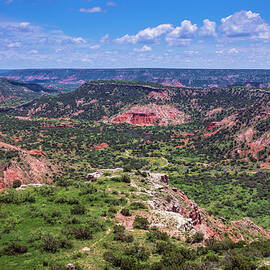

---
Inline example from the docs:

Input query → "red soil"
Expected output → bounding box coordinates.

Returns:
[90,143,109,150]
[27,150,44,156]
[115,212,136,230]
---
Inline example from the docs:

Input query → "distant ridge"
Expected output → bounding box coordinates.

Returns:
[2,68,270,88]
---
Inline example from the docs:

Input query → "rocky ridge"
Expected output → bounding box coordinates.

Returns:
[88,169,270,242]
[0,141,56,189]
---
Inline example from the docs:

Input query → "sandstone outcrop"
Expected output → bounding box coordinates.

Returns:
[0,142,55,189]
[112,104,188,126]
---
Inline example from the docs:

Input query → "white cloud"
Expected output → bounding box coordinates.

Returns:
[199,19,216,37]
[7,42,21,48]
[100,34,109,43]
[115,24,173,44]
[220,10,270,39]
[184,50,199,55]
[71,37,87,44]
[90,45,100,50]
[29,50,38,54]
[165,20,197,46]
[0,21,39,33]
[228,48,239,54]
[134,45,152,52]
[107,2,117,7]
[79,7,102,13]
[216,50,224,54]
[0,19,91,56]
[216,48,240,55]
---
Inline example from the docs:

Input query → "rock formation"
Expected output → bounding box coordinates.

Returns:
[112,105,187,126]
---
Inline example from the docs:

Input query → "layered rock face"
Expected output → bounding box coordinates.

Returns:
[0,142,55,189]
[112,105,187,126]
[112,112,159,125]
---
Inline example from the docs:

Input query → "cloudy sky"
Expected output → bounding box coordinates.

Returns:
[0,0,270,69]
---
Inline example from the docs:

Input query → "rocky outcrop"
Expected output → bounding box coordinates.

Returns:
[231,218,270,239]
[112,104,188,126]
[133,171,270,242]
[86,168,123,182]
[189,204,202,226]
[87,171,103,182]
[0,142,55,189]
[147,91,170,101]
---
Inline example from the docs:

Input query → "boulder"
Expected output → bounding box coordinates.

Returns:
[87,171,103,182]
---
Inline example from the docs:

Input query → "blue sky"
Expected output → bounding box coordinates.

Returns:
[1,0,270,69]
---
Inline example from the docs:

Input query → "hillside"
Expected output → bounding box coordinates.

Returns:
[0,140,56,189]
[6,81,269,120]
[0,78,58,108]
[0,82,269,269]
[0,167,269,269]
[5,81,270,166]
[3,68,270,89]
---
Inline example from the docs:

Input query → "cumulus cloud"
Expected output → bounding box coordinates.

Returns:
[199,19,216,37]
[0,21,39,33]
[0,19,90,53]
[115,21,198,46]
[79,7,102,13]
[115,24,173,44]
[165,20,197,46]
[220,10,270,39]
[134,45,152,52]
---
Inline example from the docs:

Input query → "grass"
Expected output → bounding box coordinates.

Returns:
[0,178,134,269]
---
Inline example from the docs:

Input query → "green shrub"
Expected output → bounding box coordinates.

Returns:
[70,205,86,215]
[124,245,150,261]
[1,242,28,256]
[133,216,149,230]
[86,216,106,233]
[123,165,132,172]
[72,226,92,240]
[1,215,22,233]
[12,180,22,189]
[43,209,62,225]
[129,202,147,210]
[38,185,55,196]
[121,174,131,183]
[223,253,256,270]
[40,234,60,253]
[120,208,131,216]
[147,227,169,242]
[186,232,204,244]
[65,215,81,225]
[103,252,120,266]
[79,185,97,196]
[113,225,134,243]
[40,233,72,253]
